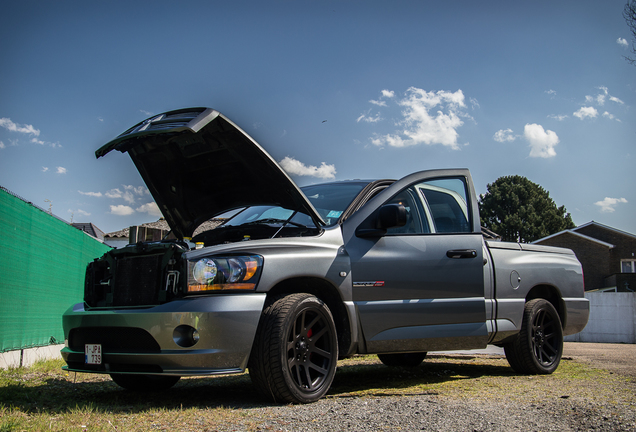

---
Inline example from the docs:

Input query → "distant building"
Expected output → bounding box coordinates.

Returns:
[533,221,636,292]
[71,223,105,241]
[104,218,224,248]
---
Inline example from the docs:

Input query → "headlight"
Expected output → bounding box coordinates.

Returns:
[187,255,262,293]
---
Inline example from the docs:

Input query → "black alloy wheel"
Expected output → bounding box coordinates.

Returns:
[504,298,563,374]
[249,293,338,404]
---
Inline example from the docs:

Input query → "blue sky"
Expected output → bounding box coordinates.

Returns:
[1,1,634,236]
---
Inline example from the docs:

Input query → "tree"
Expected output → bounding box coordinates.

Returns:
[479,175,575,243]
[624,0,636,65]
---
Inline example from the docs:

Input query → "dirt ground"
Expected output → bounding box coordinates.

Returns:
[563,342,636,378]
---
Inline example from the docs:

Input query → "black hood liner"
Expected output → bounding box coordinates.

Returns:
[97,108,323,238]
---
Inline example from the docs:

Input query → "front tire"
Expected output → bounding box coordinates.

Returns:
[249,293,338,404]
[504,298,563,374]
[378,352,427,368]
[110,374,180,391]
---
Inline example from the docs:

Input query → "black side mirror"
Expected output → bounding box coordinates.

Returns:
[378,204,407,229]
[356,204,407,238]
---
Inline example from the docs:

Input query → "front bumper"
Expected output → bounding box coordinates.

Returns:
[61,293,266,376]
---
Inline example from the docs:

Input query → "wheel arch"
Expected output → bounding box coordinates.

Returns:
[525,284,566,329]
[265,276,353,359]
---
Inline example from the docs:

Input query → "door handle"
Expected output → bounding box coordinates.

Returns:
[446,249,477,259]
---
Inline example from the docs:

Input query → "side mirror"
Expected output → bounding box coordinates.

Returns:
[356,204,407,238]
[378,204,407,230]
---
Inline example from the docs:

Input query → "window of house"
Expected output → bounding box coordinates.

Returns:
[621,260,636,273]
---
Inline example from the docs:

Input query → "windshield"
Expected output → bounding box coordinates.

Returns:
[224,206,314,227]
[302,182,366,226]
[221,182,367,228]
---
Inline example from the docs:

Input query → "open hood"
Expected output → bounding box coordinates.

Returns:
[97,107,325,238]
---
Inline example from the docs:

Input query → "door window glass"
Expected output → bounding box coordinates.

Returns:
[383,177,472,235]
[386,189,428,234]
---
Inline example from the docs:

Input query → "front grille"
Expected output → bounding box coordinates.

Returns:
[113,254,163,306]
[84,241,186,308]
[69,327,161,353]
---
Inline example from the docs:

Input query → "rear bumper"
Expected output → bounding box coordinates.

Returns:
[61,293,266,376]
[563,297,590,336]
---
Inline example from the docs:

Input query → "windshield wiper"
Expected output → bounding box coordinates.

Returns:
[240,218,308,229]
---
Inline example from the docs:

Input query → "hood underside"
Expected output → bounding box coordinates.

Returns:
[97,107,324,238]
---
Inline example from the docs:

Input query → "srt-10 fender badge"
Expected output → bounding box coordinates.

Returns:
[353,281,385,287]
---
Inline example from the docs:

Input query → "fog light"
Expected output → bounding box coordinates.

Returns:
[173,325,200,348]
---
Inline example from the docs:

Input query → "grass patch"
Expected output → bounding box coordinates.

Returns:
[0,355,632,431]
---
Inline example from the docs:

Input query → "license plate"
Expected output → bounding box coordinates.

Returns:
[85,344,102,365]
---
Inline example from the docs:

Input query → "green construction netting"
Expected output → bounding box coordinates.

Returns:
[0,188,112,352]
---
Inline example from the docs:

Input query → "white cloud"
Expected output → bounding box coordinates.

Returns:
[594,197,628,213]
[56,166,67,174]
[122,191,135,204]
[30,137,61,148]
[78,190,103,197]
[105,188,122,199]
[123,185,149,196]
[0,141,4,149]
[617,37,628,47]
[381,90,395,98]
[603,111,616,120]
[524,123,559,158]
[279,156,336,180]
[0,118,40,136]
[545,89,557,96]
[42,167,48,172]
[140,110,153,116]
[573,106,598,120]
[371,87,468,150]
[369,99,387,107]
[110,204,135,216]
[357,112,382,123]
[105,186,145,203]
[609,96,624,104]
[548,114,568,121]
[71,209,91,217]
[493,129,516,142]
[136,202,162,217]
[98,117,104,122]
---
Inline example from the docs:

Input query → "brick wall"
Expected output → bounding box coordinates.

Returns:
[535,232,611,291]
[576,225,636,275]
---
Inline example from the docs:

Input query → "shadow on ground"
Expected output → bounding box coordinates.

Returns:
[0,356,515,414]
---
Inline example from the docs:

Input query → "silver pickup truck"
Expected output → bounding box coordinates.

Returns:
[61,108,589,403]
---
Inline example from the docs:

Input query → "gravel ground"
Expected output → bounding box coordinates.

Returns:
[209,343,636,432]
[249,395,635,432]
[3,343,634,431]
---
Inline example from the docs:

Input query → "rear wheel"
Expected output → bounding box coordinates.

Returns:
[249,293,338,404]
[377,352,427,368]
[110,374,180,391]
[504,298,563,374]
